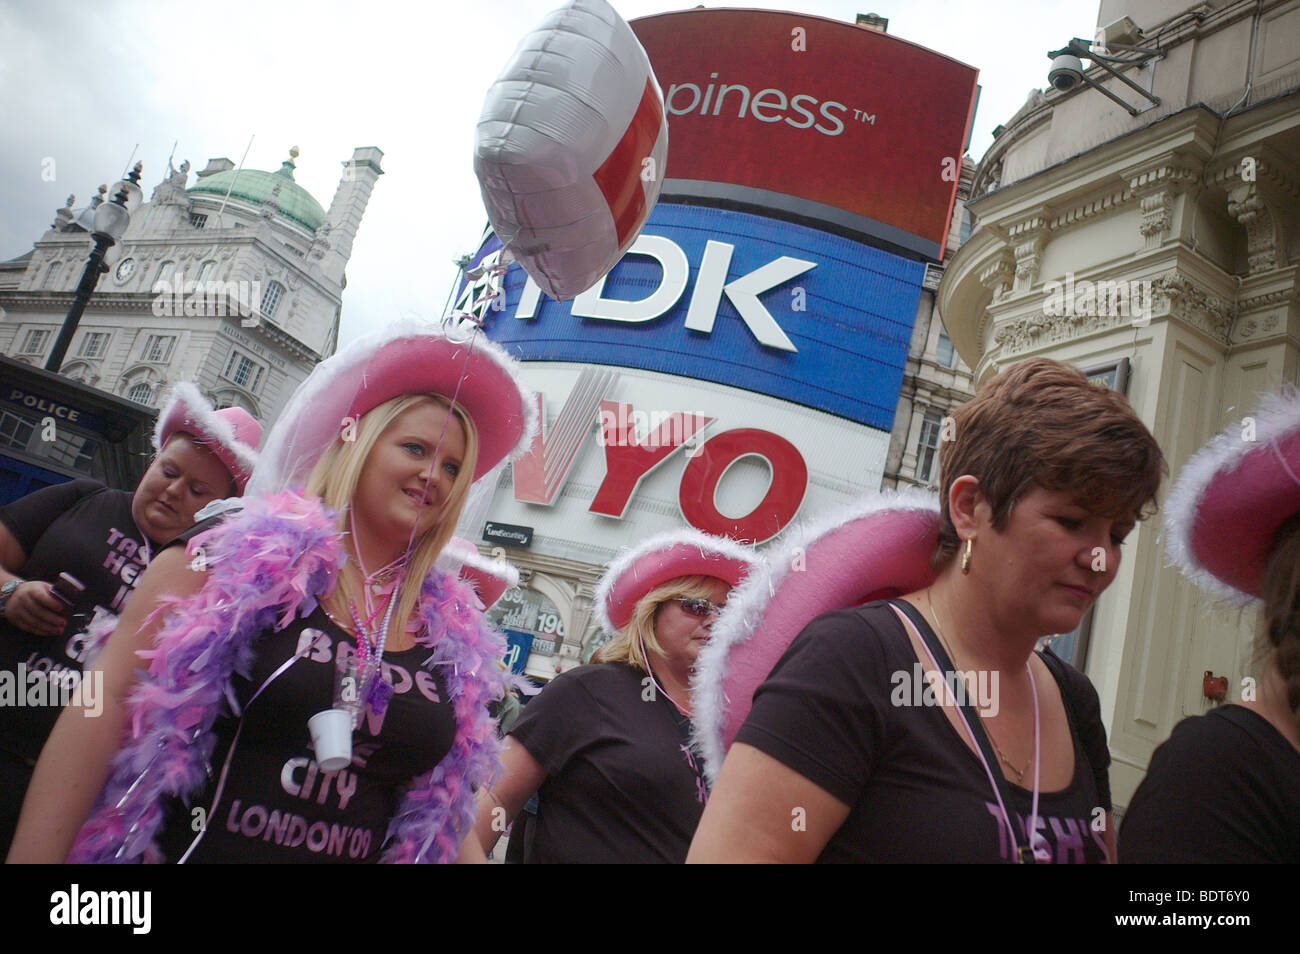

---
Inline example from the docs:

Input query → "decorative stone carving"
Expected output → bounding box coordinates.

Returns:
[150,160,191,207]
[309,223,332,261]
[978,252,1015,303]
[1127,162,1199,249]
[1014,238,1041,282]
[1227,182,1286,275]
[1139,191,1172,241]
[991,271,1233,354]
[1150,273,1234,343]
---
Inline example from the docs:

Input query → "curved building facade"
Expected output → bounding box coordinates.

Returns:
[937,0,1299,810]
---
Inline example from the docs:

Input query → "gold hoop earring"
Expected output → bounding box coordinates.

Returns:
[960,537,973,575]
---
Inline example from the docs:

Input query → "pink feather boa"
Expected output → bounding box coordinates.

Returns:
[70,489,508,863]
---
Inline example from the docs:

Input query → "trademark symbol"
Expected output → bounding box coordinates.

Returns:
[790,286,806,312]
[191,806,207,832]
[41,416,56,442]
[1241,676,1257,701]
[640,157,657,182]
[1091,547,1106,572]
[940,156,958,182]
[641,676,656,702]
[340,416,358,443]
[1090,807,1105,831]
[1239,155,1256,182]
[490,806,507,832]
[790,26,806,51]
[791,806,806,831]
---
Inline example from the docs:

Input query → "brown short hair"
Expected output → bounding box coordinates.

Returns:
[1261,512,1300,719]
[933,357,1166,568]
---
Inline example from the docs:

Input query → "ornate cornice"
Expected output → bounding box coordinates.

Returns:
[990,270,1236,355]
[1152,273,1235,341]
[1045,186,1133,232]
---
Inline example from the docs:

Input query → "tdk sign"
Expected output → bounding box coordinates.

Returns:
[469,203,925,432]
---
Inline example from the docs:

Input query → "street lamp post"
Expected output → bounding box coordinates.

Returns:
[45,163,143,373]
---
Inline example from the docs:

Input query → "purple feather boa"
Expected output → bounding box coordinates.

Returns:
[69,489,508,864]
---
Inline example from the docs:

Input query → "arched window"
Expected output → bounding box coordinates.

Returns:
[43,261,62,288]
[197,260,216,285]
[155,260,176,287]
[259,281,285,319]
[127,382,153,405]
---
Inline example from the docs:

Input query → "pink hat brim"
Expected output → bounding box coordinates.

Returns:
[154,383,262,493]
[443,537,519,609]
[691,490,940,783]
[596,529,755,634]
[246,320,538,497]
[345,334,529,481]
[1165,390,1300,601]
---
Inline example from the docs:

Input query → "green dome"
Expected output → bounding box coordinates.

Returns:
[188,160,326,231]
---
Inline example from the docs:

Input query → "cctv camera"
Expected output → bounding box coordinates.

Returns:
[1048,54,1085,91]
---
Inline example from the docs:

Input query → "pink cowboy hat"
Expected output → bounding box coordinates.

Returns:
[690,489,941,783]
[1165,389,1300,602]
[153,382,262,493]
[247,319,538,496]
[442,536,519,609]
[595,528,756,635]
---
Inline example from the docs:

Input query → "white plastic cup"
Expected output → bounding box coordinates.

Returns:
[308,708,353,772]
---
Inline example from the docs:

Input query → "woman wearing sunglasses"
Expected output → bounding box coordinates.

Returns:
[466,529,753,863]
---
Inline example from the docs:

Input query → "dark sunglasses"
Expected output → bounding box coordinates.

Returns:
[673,597,721,618]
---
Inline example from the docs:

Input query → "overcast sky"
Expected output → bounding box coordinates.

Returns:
[0,0,1096,346]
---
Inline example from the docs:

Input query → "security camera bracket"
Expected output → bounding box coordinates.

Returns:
[1047,37,1163,116]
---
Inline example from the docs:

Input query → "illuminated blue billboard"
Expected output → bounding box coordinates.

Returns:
[460,203,924,432]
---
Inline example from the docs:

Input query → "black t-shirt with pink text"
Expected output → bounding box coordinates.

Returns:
[735,601,1112,863]
[510,661,710,863]
[156,605,457,863]
[0,479,154,762]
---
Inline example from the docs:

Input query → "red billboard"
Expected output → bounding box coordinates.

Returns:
[631,9,978,261]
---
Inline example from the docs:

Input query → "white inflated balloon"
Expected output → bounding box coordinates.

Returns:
[474,0,668,302]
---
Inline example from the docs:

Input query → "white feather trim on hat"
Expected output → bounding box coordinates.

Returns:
[690,487,940,783]
[592,527,757,637]
[1164,388,1300,604]
[435,538,521,591]
[154,381,260,478]
[247,318,538,497]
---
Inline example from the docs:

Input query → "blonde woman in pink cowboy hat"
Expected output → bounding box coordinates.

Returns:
[466,528,755,863]
[0,384,261,857]
[8,320,536,864]
[690,358,1166,864]
[1121,389,1300,863]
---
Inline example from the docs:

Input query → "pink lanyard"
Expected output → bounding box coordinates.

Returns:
[890,604,1047,863]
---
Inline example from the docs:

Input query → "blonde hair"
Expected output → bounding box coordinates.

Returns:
[591,575,721,673]
[305,393,479,637]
